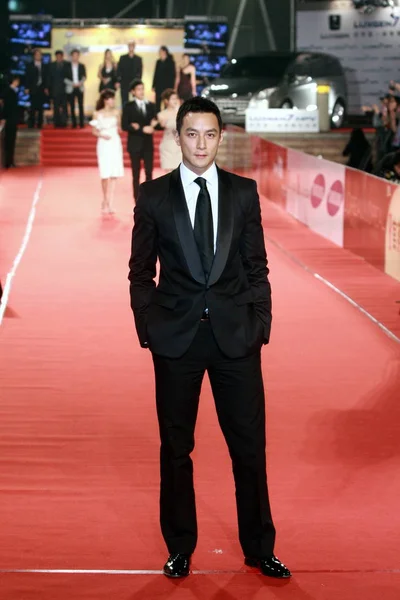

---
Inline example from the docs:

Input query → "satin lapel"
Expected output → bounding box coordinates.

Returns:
[208,168,234,287]
[171,168,206,285]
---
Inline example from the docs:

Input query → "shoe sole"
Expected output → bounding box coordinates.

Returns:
[163,570,190,578]
[244,558,292,578]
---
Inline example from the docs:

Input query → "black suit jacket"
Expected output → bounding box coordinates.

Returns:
[26,62,48,93]
[63,62,86,93]
[117,54,143,87]
[122,100,157,153]
[128,167,272,359]
[48,60,67,96]
[2,87,19,125]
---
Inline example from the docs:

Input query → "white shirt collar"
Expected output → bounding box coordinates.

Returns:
[180,161,218,188]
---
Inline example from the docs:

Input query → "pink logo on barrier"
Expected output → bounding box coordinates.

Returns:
[310,174,325,208]
[327,180,344,217]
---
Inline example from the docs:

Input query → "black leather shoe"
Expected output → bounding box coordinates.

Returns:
[163,553,191,578]
[245,555,291,578]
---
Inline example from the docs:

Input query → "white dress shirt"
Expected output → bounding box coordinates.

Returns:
[35,61,42,85]
[135,99,146,114]
[180,161,219,252]
[72,63,79,84]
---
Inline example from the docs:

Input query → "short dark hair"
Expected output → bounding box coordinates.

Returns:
[176,96,222,134]
[130,78,143,91]
[160,45,170,56]
[55,50,63,56]
[393,150,400,166]
[71,48,80,55]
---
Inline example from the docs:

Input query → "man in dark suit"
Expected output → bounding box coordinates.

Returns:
[1,75,20,168]
[122,79,156,201]
[128,97,291,580]
[25,49,49,128]
[117,41,143,106]
[48,50,67,128]
[64,49,86,128]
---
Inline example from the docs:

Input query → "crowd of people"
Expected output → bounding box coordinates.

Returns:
[345,80,400,183]
[0,41,197,175]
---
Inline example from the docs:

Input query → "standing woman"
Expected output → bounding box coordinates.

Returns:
[152,46,176,112]
[157,89,181,172]
[97,49,119,93]
[176,54,196,102]
[89,90,124,214]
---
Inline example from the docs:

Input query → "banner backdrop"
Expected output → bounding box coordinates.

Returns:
[296,7,400,113]
[286,149,345,247]
[51,27,185,113]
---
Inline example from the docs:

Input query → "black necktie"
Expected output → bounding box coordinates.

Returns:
[193,177,214,279]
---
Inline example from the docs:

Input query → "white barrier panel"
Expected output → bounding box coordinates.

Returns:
[245,109,319,133]
[286,149,345,247]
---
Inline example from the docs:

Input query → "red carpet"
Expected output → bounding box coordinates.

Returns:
[0,167,399,598]
[41,128,163,168]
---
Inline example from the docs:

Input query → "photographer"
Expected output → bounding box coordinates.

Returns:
[373,149,400,184]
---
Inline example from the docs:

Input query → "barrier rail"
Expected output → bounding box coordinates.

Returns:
[223,126,400,283]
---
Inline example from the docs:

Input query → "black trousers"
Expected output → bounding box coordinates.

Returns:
[155,91,163,113]
[4,124,17,168]
[129,146,153,200]
[120,86,130,107]
[28,91,45,128]
[152,320,276,558]
[53,93,68,127]
[67,89,84,127]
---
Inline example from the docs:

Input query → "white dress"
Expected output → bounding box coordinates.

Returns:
[159,111,182,170]
[90,112,124,179]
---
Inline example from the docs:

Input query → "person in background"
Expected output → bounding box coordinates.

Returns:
[387,95,400,152]
[25,49,49,128]
[64,49,86,128]
[48,50,67,128]
[176,54,197,102]
[342,128,372,172]
[374,149,400,183]
[152,46,176,112]
[117,41,143,107]
[89,89,124,215]
[0,75,20,168]
[363,95,395,164]
[97,49,119,93]
[156,88,181,172]
[122,79,157,202]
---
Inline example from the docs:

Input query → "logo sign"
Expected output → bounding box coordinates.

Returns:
[311,174,326,208]
[327,179,344,216]
[246,109,319,133]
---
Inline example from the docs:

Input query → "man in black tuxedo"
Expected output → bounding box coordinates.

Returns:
[117,41,143,106]
[122,79,156,201]
[64,49,86,128]
[48,50,67,128]
[128,97,291,580]
[1,75,20,168]
[25,49,49,128]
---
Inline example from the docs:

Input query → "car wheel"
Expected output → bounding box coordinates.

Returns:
[331,99,346,128]
[280,100,293,109]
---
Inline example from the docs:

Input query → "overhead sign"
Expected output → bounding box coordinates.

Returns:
[245,109,319,133]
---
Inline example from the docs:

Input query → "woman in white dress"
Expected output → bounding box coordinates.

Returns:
[89,90,124,214]
[157,89,182,172]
